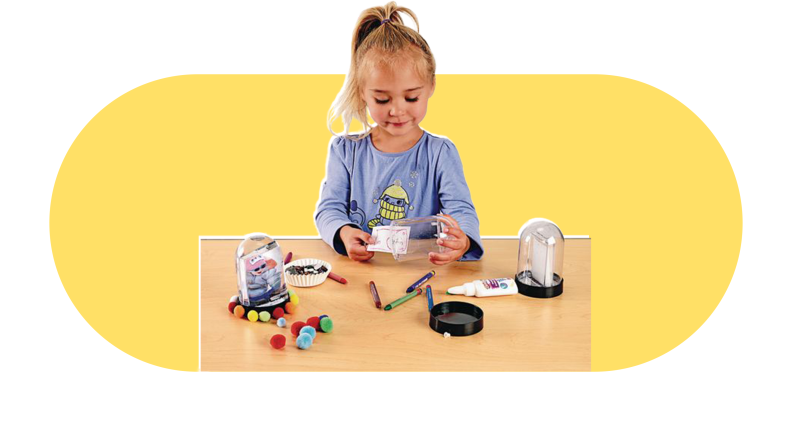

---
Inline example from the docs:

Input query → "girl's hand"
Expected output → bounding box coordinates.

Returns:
[429,214,470,266]
[339,225,376,262]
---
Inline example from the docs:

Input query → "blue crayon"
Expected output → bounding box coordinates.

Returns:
[426,285,434,311]
[406,270,436,293]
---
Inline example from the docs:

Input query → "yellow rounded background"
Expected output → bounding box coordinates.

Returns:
[50,75,741,371]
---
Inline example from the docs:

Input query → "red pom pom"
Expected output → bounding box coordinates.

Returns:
[284,302,297,314]
[306,317,320,329]
[272,307,285,319]
[228,302,237,314]
[291,321,307,336]
[270,334,286,349]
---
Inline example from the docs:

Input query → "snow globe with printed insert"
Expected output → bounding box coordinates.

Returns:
[233,233,290,311]
[515,218,564,298]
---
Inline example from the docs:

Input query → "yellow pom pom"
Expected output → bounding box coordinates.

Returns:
[290,292,300,305]
[247,310,259,322]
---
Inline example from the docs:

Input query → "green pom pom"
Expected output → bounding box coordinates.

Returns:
[258,311,271,322]
[319,317,333,333]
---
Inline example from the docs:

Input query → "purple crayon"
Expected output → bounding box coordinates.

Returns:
[406,270,436,293]
[369,281,382,309]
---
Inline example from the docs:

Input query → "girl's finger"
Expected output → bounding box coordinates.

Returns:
[437,237,465,250]
[351,250,373,262]
[429,251,453,265]
[443,226,465,238]
[349,244,368,257]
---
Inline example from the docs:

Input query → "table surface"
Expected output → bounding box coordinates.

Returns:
[200,238,590,371]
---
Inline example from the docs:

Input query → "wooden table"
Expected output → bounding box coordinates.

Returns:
[200,238,590,371]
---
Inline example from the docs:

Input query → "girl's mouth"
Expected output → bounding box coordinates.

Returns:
[389,121,408,127]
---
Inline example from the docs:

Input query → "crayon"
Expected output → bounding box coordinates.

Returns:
[370,281,382,309]
[426,285,434,311]
[328,271,347,284]
[406,270,436,293]
[384,289,423,311]
[284,252,293,264]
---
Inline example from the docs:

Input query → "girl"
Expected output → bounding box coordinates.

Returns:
[314,2,483,265]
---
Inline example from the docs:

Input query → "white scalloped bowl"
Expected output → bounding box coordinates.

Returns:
[284,258,332,287]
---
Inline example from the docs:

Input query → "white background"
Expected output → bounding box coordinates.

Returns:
[2,0,790,443]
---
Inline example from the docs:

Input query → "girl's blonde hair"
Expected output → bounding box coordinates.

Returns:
[328,2,436,139]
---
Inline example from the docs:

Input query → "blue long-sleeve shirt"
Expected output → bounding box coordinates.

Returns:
[314,130,483,261]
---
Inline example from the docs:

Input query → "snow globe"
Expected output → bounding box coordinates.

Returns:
[515,218,564,298]
[234,233,290,309]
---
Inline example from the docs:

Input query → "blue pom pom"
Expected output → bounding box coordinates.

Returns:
[299,325,317,340]
[296,333,313,350]
[277,317,287,327]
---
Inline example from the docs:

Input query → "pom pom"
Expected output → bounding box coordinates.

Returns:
[319,317,333,333]
[277,317,287,328]
[319,315,328,320]
[234,305,246,318]
[247,310,259,322]
[306,317,320,330]
[296,333,313,350]
[284,302,297,314]
[291,321,307,336]
[299,325,317,340]
[270,334,286,349]
[289,291,300,305]
[272,307,285,319]
[258,311,271,323]
[228,302,237,314]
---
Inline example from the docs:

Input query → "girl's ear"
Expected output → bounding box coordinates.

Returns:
[428,80,436,98]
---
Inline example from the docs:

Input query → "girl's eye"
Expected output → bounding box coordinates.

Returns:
[406,97,419,102]
[375,98,389,104]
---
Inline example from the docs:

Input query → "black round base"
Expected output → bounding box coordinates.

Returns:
[234,289,291,312]
[429,301,484,336]
[515,273,564,298]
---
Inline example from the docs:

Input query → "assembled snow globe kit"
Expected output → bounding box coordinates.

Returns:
[232,233,291,311]
[515,218,565,298]
[367,215,453,261]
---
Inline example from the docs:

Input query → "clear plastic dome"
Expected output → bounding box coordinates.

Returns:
[515,218,565,297]
[235,233,289,308]
[389,215,452,262]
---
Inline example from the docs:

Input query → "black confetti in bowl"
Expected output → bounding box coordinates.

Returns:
[284,258,332,287]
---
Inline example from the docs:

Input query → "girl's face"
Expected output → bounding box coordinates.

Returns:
[361,58,434,141]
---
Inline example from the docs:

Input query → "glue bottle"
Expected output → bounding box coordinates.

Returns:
[446,278,518,297]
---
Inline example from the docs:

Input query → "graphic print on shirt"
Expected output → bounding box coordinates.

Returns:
[348,200,367,227]
[367,179,414,229]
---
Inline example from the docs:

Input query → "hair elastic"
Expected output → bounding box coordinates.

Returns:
[381,18,391,24]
